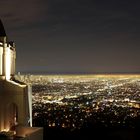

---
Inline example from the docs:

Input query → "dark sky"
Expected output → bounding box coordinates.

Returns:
[0,0,140,74]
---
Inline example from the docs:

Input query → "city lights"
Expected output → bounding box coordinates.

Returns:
[17,74,140,130]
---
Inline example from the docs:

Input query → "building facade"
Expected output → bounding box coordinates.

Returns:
[0,19,43,140]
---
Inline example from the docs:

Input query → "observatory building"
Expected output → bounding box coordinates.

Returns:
[0,20,43,140]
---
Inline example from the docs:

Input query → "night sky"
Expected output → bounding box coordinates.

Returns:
[0,0,140,74]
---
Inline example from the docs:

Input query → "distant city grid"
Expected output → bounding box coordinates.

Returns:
[16,74,140,130]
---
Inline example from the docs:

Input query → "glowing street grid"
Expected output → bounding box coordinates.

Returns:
[17,75,140,130]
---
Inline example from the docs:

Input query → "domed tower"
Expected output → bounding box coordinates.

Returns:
[0,20,16,80]
[0,20,43,140]
[0,19,32,130]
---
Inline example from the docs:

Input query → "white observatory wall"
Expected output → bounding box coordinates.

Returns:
[2,44,16,80]
[0,41,16,79]
[4,47,11,80]
[28,85,32,127]
[10,48,16,75]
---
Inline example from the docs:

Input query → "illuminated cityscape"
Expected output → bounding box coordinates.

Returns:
[17,74,140,139]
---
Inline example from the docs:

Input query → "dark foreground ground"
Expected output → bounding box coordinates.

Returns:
[43,127,139,140]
